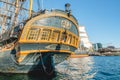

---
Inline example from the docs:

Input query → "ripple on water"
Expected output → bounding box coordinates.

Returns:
[1,56,120,80]
[54,57,96,80]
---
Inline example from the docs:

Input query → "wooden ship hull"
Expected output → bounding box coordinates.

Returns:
[0,1,79,75]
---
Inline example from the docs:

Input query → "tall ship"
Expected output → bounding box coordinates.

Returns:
[0,0,79,74]
[78,26,93,53]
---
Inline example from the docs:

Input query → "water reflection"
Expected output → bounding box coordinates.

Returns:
[0,57,96,80]
[0,73,54,80]
[54,57,96,80]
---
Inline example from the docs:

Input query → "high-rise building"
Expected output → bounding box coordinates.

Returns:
[93,43,102,51]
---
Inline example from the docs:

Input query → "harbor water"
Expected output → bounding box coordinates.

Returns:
[0,56,120,80]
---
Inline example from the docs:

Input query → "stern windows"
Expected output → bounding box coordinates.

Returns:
[51,30,60,42]
[27,28,39,40]
[41,29,51,41]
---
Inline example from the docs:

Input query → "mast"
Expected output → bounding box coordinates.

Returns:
[12,0,19,27]
[0,0,35,36]
[1,0,8,34]
[0,0,20,34]
[29,0,33,18]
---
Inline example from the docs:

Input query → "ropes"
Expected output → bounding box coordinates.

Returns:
[39,50,54,75]
[10,43,54,75]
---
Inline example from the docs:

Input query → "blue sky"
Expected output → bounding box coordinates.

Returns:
[1,0,119,48]
[40,0,120,48]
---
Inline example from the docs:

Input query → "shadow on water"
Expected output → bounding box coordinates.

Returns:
[0,73,56,80]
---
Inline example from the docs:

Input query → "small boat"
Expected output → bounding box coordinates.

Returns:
[0,0,79,75]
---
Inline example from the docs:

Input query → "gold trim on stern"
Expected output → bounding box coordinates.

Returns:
[19,27,79,48]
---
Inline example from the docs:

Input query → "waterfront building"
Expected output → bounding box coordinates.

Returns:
[93,43,102,51]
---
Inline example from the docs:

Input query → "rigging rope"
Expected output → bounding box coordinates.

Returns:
[10,45,54,75]
[39,48,54,75]
[40,52,54,75]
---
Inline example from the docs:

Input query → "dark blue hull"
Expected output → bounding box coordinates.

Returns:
[0,50,55,74]
[0,50,69,74]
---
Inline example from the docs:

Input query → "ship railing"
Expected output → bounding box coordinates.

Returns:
[52,9,78,24]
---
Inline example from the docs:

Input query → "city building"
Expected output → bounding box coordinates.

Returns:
[93,43,103,51]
